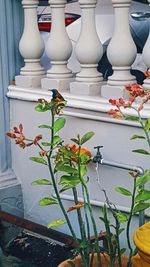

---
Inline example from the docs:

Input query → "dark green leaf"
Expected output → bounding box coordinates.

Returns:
[70,138,80,145]
[60,184,76,193]
[47,219,65,228]
[115,187,132,196]
[132,149,150,155]
[135,190,150,203]
[54,117,65,134]
[29,157,47,165]
[41,142,51,147]
[130,135,145,140]
[81,131,94,145]
[39,197,58,206]
[53,136,61,146]
[38,125,51,129]
[144,118,150,131]
[133,203,150,214]
[32,179,52,185]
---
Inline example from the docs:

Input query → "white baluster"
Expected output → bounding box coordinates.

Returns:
[41,0,73,91]
[70,0,103,96]
[101,0,137,99]
[142,0,150,89]
[16,0,45,88]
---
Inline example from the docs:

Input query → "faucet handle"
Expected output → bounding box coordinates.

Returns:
[94,146,103,153]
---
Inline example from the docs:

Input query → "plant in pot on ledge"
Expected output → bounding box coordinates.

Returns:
[6,88,150,267]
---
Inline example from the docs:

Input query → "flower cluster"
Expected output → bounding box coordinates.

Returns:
[6,124,42,149]
[108,84,150,118]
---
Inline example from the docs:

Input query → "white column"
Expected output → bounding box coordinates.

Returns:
[41,0,73,91]
[101,0,137,99]
[70,0,103,96]
[142,0,150,89]
[16,0,45,88]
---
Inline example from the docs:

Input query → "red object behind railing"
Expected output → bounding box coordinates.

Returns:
[38,13,80,32]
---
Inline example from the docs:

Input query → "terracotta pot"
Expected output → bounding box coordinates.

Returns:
[58,253,129,267]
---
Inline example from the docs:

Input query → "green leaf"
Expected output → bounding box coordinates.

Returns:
[115,187,132,196]
[120,248,126,255]
[41,142,51,147]
[133,203,150,214]
[60,184,76,193]
[56,165,78,174]
[136,174,150,187]
[130,135,145,140]
[29,157,47,165]
[132,149,150,155]
[39,197,58,206]
[70,138,80,145]
[81,131,94,145]
[144,118,150,131]
[135,190,150,203]
[116,212,129,223]
[38,125,51,129]
[47,219,65,228]
[80,164,87,177]
[53,136,61,146]
[32,179,52,185]
[35,104,50,112]
[54,117,66,134]
[125,116,139,122]
[80,154,90,164]
[59,175,80,186]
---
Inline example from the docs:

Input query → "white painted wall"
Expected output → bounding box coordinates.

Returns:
[9,95,150,250]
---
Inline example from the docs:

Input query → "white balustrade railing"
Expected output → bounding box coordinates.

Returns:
[16,0,150,97]
[70,0,103,96]
[16,0,45,88]
[41,0,73,91]
[101,0,137,99]
[142,0,150,89]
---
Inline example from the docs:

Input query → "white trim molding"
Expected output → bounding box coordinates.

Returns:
[8,85,150,126]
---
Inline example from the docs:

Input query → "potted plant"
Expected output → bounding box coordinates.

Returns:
[6,87,150,266]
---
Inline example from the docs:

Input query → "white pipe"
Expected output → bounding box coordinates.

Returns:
[53,193,150,218]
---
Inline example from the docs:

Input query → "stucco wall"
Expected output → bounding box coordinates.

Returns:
[9,98,150,249]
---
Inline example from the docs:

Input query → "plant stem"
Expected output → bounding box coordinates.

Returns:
[47,109,78,242]
[78,145,101,267]
[126,178,136,267]
[47,157,77,241]
[72,188,88,267]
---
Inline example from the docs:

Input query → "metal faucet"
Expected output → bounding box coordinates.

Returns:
[93,146,103,164]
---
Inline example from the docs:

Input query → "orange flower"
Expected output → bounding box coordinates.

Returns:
[125,84,148,98]
[39,150,47,157]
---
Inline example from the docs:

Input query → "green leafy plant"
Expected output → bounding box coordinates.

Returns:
[108,83,150,266]
[6,85,150,267]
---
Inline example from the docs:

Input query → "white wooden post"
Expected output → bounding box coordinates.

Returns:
[16,0,45,88]
[70,0,103,96]
[101,0,137,99]
[41,0,73,91]
[142,0,150,89]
